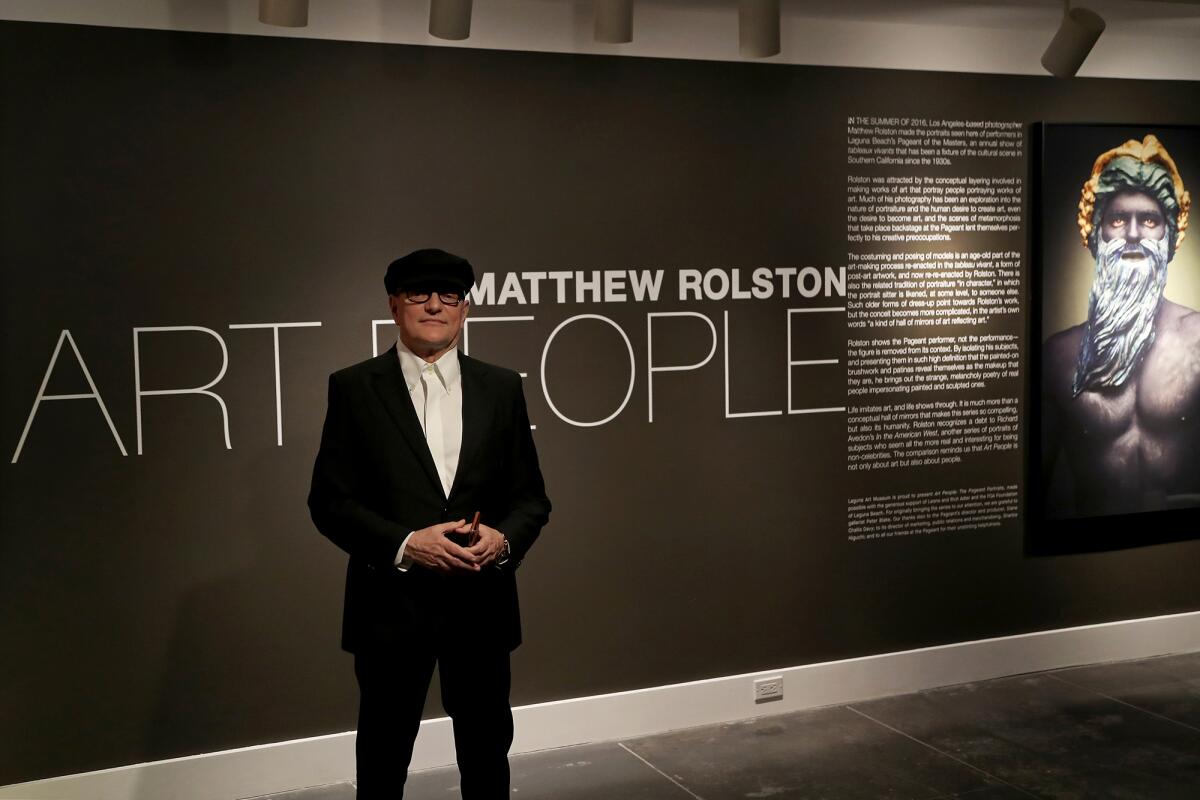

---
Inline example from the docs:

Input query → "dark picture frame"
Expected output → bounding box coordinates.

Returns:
[1029,122,1200,554]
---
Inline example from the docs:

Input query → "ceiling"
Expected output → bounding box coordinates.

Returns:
[1,0,1198,77]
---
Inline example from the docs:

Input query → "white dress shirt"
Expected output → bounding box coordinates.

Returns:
[393,339,463,570]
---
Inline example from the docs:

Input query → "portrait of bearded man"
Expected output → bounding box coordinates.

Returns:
[1042,133,1200,520]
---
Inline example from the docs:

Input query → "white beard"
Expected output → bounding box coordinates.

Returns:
[1073,235,1170,396]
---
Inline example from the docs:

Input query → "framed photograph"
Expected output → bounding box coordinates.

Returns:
[1032,123,1200,552]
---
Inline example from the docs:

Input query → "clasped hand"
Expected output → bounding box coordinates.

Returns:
[405,518,506,575]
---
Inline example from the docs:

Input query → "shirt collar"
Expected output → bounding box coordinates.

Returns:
[396,338,460,393]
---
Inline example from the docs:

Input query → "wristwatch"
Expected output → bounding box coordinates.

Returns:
[495,536,511,567]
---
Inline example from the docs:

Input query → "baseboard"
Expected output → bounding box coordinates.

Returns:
[5,610,1199,800]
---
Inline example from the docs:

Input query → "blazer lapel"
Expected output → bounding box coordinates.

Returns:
[448,354,487,500]
[370,347,446,499]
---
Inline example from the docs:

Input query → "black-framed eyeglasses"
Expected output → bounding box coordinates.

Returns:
[402,290,466,306]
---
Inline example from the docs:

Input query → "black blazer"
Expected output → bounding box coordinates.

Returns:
[308,347,551,653]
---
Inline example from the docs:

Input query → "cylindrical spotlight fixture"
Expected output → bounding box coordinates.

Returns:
[430,0,473,41]
[258,0,308,27]
[739,0,781,58]
[1041,6,1105,77]
[595,0,634,44]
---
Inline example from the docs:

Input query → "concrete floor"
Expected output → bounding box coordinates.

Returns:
[255,651,1200,799]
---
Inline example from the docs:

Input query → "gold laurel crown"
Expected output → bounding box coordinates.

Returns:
[1076,134,1191,253]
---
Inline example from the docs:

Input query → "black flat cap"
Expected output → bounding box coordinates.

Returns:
[384,248,475,295]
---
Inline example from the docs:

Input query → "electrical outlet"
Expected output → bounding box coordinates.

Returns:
[753,675,783,703]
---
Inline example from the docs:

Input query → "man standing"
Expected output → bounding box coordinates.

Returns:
[1042,134,1200,518]
[309,248,551,798]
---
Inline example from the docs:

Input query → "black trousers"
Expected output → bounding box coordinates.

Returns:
[353,637,513,800]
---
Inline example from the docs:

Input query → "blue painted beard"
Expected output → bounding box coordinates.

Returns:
[1073,235,1171,396]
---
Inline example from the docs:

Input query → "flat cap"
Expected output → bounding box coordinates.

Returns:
[384,248,475,295]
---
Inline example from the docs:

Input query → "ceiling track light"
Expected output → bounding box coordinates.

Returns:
[258,0,309,27]
[739,0,780,59]
[1041,0,1105,77]
[595,0,634,44]
[430,0,473,41]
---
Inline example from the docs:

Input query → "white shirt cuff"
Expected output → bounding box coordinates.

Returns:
[395,531,416,572]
